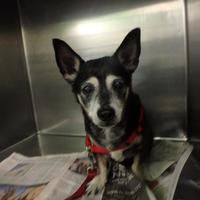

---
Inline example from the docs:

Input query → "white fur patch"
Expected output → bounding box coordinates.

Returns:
[86,156,107,195]
[86,77,101,125]
[110,150,124,162]
[86,174,106,195]
[78,76,102,126]
[64,73,77,81]
[106,75,119,90]
[131,154,140,176]
[64,58,80,81]
[74,57,80,71]
[110,135,142,162]
[85,77,99,88]
[103,127,125,145]
[77,94,87,111]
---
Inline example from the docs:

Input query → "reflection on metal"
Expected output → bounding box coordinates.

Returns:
[75,21,106,36]
[0,1,36,151]
[186,0,200,139]
[18,0,187,138]
[17,0,40,132]
[70,1,180,37]
[154,137,187,141]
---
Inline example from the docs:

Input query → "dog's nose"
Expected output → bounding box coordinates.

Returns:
[97,107,115,121]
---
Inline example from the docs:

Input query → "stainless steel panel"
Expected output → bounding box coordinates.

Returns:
[0,134,84,161]
[0,1,36,151]
[19,0,187,138]
[38,134,84,155]
[0,135,40,161]
[186,0,200,139]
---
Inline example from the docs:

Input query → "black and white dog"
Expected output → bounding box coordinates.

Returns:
[52,28,153,195]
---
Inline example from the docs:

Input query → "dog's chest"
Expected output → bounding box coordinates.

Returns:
[110,135,142,162]
[110,149,125,162]
[103,128,124,144]
[103,127,143,162]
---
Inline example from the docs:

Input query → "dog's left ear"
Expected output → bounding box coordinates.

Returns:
[113,28,141,73]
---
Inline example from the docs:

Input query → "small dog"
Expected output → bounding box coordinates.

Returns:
[52,28,153,195]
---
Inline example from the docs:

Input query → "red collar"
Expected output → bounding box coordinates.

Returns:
[85,106,144,154]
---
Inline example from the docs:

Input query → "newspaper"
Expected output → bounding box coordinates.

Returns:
[0,152,84,186]
[0,141,193,200]
[102,161,149,200]
[0,152,88,200]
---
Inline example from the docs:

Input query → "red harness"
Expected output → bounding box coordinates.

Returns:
[85,106,144,154]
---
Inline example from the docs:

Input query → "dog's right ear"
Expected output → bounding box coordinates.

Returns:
[52,39,84,83]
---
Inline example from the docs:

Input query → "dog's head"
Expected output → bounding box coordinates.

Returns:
[52,28,141,128]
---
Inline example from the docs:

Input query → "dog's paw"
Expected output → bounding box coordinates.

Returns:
[86,175,106,196]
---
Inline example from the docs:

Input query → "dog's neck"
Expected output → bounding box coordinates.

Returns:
[83,91,141,148]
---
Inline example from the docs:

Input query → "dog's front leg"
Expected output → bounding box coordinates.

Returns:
[86,154,107,195]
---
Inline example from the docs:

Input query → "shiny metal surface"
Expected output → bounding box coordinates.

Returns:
[186,0,200,139]
[0,1,36,151]
[38,134,84,155]
[19,0,187,138]
[0,135,40,161]
[0,134,84,161]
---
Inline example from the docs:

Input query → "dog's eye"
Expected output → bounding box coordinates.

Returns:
[81,84,94,96]
[113,79,125,90]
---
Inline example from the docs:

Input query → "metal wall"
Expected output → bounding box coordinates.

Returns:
[0,1,36,151]
[19,0,187,138]
[186,0,200,140]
